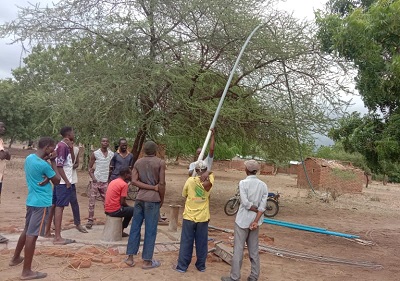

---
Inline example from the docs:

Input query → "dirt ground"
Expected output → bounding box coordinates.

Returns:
[1,148,400,280]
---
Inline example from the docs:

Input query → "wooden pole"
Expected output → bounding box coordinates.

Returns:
[168,205,181,232]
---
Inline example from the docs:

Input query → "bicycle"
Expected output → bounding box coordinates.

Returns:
[224,188,280,217]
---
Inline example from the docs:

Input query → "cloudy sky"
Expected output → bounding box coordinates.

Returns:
[0,0,367,117]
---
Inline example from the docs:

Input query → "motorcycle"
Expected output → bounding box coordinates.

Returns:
[224,188,280,217]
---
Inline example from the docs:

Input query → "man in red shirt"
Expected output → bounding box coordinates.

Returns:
[104,167,134,236]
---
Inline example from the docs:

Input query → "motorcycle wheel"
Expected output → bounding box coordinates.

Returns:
[224,198,240,216]
[264,198,279,217]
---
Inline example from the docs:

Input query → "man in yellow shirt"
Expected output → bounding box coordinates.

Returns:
[174,160,214,273]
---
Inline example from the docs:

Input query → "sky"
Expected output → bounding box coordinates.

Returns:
[0,0,367,123]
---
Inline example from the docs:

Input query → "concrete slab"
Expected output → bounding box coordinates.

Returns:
[1,224,182,251]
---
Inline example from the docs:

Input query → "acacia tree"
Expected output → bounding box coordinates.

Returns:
[1,0,352,162]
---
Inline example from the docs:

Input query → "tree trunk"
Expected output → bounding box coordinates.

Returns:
[8,137,15,148]
[131,128,146,165]
[81,143,91,171]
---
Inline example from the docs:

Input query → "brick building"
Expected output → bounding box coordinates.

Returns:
[296,157,364,193]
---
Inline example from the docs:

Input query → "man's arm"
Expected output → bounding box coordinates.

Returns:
[250,211,264,230]
[201,173,213,192]
[120,197,130,207]
[56,143,71,187]
[158,160,166,207]
[0,150,11,160]
[182,179,189,198]
[108,154,117,181]
[128,154,134,170]
[73,147,79,169]
[250,185,269,230]
[88,152,97,182]
[49,158,61,185]
[188,162,195,177]
[131,168,159,191]
[39,151,61,186]
[58,166,71,187]
[120,182,130,207]
[238,182,253,210]
[208,129,215,158]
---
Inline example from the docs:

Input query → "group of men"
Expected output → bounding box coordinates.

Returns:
[1,121,269,281]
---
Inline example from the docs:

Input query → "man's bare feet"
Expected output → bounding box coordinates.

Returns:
[53,238,76,245]
[9,256,24,266]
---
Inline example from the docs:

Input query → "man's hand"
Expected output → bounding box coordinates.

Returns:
[250,205,258,213]
[200,170,210,182]
[0,150,11,160]
[154,184,159,192]
[49,150,58,161]
[249,222,258,231]
[63,138,73,149]
[66,181,72,188]
[38,176,50,186]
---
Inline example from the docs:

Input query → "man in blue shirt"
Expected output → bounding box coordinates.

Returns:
[109,138,134,181]
[9,137,61,280]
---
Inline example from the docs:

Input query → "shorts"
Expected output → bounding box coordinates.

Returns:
[24,206,50,236]
[53,184,73,207]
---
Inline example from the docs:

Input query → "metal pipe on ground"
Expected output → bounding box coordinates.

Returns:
[263,218,359,239]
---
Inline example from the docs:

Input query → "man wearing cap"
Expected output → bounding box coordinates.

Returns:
[174,160,214,273]
[221,160,268,281]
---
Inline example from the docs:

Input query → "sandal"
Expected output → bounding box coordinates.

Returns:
[0,235,9,243]
[86,221,93,229]
[76,225,88,233]
[124,257,136,267]
[53,238,76,245]
[142,259,161,270]
[20,271,47,280]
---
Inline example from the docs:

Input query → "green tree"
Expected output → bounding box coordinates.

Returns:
[1,0,352,163]
[317,0,400,180]
[0,79,35,146]
[317,0,400,114]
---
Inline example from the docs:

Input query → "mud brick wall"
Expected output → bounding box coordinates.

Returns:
[212,160,276,175]
[277,165,299,175]
[297,159,364,193]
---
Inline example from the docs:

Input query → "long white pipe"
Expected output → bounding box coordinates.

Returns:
[194,24,264,174]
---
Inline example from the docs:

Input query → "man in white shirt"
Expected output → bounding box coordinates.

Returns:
[221,160,268,281]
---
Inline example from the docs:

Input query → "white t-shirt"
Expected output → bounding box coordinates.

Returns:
[71,146,79,184]
[188,155,213,175]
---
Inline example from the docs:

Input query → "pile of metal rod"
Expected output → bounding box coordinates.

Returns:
[259,244,383,269]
